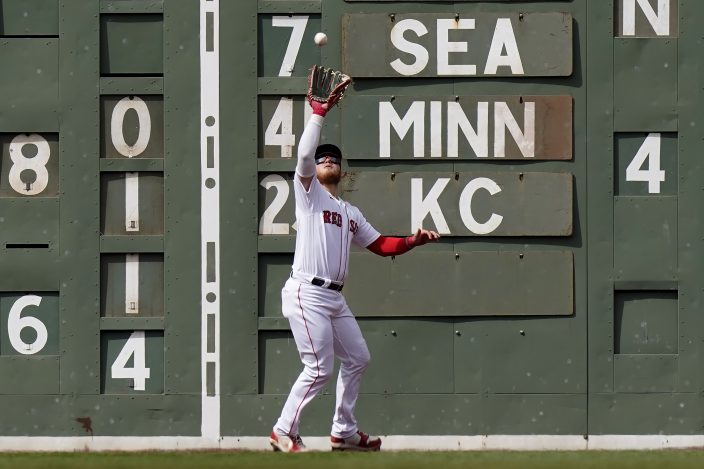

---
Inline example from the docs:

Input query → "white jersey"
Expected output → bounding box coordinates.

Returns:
[291,176,379,283]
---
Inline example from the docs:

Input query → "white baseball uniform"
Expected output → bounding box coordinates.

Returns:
[273,115,380,439]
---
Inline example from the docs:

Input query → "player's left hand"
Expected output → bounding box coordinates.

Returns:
[407,228,440,247]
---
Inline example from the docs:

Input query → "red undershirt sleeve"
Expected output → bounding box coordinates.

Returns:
[366,235,411,257]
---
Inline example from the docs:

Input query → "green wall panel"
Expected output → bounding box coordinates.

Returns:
[613,38,677,131]
[259,250,574,317]
[589,393,704,435]
[614,354,678,392]
[0,39,58,132]
[0,0,703,440]
[0,198,58,247]
[614,290,678,354]
[101,14,164,75]
[0,356,59,394]
[613,196,677,282]
[455,317,585,394]
[0,0,59,36]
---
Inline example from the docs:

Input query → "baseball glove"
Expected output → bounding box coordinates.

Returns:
[307,65,352,109]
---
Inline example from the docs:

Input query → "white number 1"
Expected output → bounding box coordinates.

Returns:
[272,16,308,77]
[626,133,665,194]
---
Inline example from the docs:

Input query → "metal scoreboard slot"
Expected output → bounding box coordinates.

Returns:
[100,330,164,394]
[101,172,165,236]
[101,95,164,160]
[100,253,165,319]
[0,133,60,198]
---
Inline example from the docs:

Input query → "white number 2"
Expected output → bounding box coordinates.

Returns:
[7,295,48,355]
[272,16,308,77]
[111,331,150,391]
[259,175,290,234]
[626,133,664,194]
[8,134,50,196]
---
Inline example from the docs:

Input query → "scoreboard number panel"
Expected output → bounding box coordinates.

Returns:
[101,172,165,235]
[0,293,59,356]
[258,171,573,237]
[258,14,322,78]
[615,132,677,196]
[259,97,312,159]
[100,330,164,394]
[0,133,59,197]
[100,254,165,318]
[101,96,164,160]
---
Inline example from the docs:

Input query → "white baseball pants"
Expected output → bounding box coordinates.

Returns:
[274,277,371,438]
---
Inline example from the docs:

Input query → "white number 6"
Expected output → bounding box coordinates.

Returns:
[8,295,48,355]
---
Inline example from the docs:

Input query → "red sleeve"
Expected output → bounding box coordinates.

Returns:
[366,235,412,257]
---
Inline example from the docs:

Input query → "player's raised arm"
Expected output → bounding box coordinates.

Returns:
[366,229,441,257]
[297,66,351,191]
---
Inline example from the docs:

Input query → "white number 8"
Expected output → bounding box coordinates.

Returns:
[8,295,48,355]
[8,134,50,196]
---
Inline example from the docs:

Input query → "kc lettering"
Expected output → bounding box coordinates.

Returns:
[411,177,503,235]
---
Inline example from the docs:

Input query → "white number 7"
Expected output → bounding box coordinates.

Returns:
[626,133,665,194]
[272,16,309,77]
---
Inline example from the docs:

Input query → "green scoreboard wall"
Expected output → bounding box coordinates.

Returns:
[0,0,702,445]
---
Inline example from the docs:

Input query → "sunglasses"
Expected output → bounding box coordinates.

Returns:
[315,154,341,165]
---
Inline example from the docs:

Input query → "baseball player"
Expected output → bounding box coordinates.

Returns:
[270,76,440,453]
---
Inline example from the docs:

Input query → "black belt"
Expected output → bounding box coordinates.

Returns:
[311,277,344,292]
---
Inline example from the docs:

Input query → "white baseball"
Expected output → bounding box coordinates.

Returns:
[314,32,328,46]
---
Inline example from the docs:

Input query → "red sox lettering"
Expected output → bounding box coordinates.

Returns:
[322,210,359,234]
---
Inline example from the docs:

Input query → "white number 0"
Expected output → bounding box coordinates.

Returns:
[8,295,48,355]
[111,96,152,158]
[8,134,50,195]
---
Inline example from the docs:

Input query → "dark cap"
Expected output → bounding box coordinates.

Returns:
[315,144,342,165]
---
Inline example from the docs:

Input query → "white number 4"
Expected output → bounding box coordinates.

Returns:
[111,331,150,391]
[626,133,665,194]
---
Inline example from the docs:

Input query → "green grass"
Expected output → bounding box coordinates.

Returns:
[0,451,704,469]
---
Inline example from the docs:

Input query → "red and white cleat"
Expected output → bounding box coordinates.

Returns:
[330,431,382,451]
[269,431,308,453]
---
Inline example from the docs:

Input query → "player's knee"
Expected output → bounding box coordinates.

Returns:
[304,361,334,383]
[353,347,371,372]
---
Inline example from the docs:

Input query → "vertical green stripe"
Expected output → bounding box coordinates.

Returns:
[58,0,100,395]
